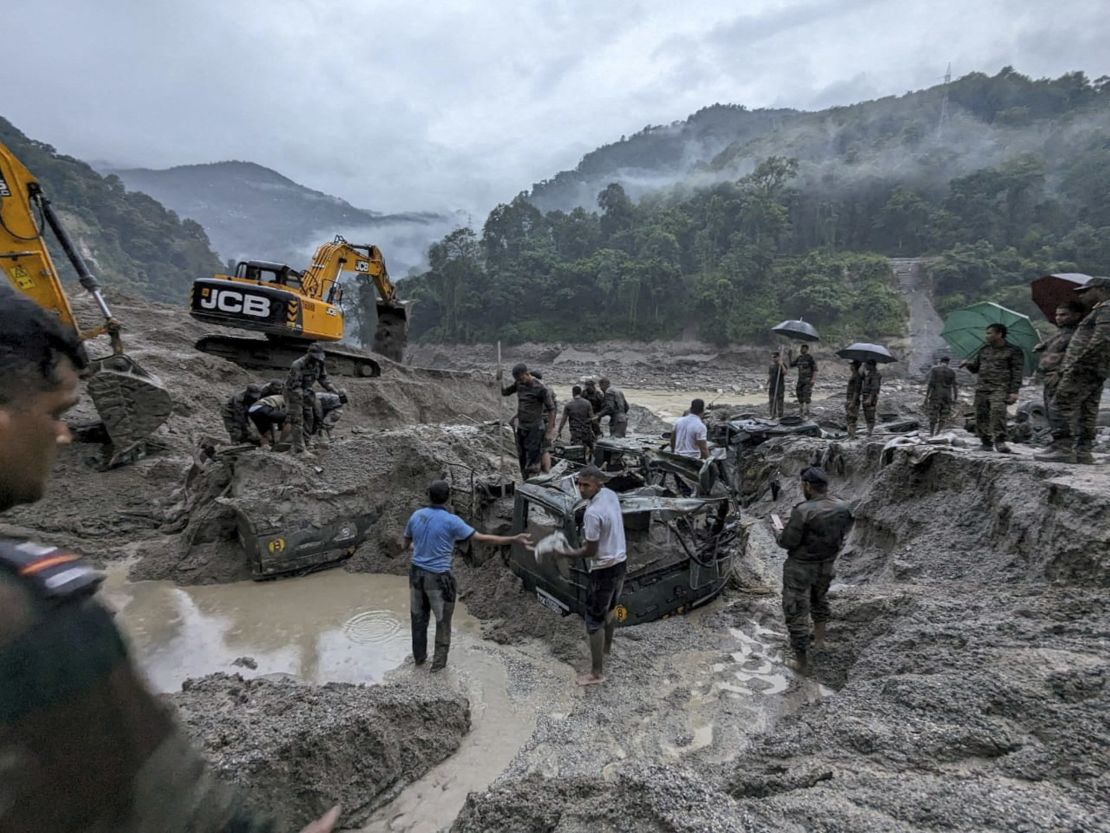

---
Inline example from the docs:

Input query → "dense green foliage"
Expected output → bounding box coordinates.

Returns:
[1,117,223,302]
[405,69,1110,344]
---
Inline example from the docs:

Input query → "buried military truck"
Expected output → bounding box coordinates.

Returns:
[507,474,740,626]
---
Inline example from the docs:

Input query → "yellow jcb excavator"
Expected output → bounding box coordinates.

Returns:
[189,235,408,376]
[0,140,172,468]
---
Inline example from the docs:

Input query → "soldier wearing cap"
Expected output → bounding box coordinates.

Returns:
[790,344,818,417]
[1038,276,1110,464]
[498,362,556,476]
[220,382,264,444]
[774,466,854,670]
[923,357,958,435]
[285,343,338,455]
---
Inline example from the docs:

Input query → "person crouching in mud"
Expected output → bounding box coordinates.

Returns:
[772,466,854,671]
[544,465,628,686]
[405,480,531,670]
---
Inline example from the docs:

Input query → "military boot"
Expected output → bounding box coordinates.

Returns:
[1076,450,1095,465]
[994,442,1012,454]
[979,438,994,451]
[1035,441,1076,463]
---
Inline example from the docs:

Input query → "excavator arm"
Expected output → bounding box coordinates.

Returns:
[0,140,172,467]
[302,236,408,361]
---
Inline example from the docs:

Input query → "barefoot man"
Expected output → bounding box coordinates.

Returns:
[550,465,627,685]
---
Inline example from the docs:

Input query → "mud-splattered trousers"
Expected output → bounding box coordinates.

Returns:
[0,539,274,833]
[781,558,836,653]
[285,355,337,452]
[409,565,457,667]
[1050,302,1109,451]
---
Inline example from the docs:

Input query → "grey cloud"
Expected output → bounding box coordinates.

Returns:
[4,0,1109,227]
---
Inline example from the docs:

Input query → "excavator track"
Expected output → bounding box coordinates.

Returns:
[195,335,382,378]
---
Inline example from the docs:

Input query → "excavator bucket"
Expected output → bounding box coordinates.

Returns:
[373,302,408,364]
[85,353,173,468]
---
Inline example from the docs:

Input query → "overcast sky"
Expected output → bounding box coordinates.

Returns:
[7,0,1109,217]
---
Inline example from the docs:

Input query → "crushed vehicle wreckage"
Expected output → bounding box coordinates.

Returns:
[509,474,738,626]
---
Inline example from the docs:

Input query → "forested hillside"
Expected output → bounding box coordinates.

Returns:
[0,117,222,302]
[404,69,1110,345]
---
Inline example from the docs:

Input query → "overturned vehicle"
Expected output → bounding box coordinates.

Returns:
[508,473,739,626]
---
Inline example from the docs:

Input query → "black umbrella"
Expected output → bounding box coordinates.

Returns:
[836,343,896,363]
[771,320,820,342]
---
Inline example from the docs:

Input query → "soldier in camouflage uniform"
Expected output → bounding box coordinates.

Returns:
[595,377,630,437]
[1037,278,1110,464]
[0,289,340,833]
[775,466,854,670]
[923,357,958,435]
[1033,301,1085,439]
[963,323,1024,453]
[790,344,818,417]
[284,343,339,455]
[844,360,863,438]
[860,360,883,435]
[220,382,264,444]
[768,351,787,419]
[582,379,605,438]
[557,385,597,458]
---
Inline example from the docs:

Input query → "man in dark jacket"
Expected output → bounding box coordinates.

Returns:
[774,466,854,670]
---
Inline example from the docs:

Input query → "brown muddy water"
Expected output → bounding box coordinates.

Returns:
[103,567,572,833]
[102,568,427,691]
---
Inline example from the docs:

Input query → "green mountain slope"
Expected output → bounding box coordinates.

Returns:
[406,68,1110,346]
[0,116,223,303]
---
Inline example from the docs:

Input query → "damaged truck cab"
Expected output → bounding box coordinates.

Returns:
[509,475,738,626]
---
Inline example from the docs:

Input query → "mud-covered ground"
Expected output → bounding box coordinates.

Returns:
[452,439,1110,833]
[172,673,470,829]
[6,293,1110,832]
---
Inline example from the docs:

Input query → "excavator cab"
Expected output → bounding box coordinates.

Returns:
[0,140,172,467]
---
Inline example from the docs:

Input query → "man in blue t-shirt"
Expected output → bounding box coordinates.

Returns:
[404,480,531,670]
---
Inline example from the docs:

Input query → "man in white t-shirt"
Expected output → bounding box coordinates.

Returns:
[551,465,627,686]
[671,399,710,459]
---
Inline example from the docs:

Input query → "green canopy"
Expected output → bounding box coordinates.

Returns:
[940,302,1039,375]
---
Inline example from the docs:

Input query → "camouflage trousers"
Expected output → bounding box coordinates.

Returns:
[1049,369,1105,451]
[285,390,314,452]
[925,398,953,432]
[410,565,457,667]
[609,414,628,438]
[782,558,835,653]
[796,380,813,405]
[974,388,1009,444]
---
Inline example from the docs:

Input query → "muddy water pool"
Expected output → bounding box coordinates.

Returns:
[102,568,440,691]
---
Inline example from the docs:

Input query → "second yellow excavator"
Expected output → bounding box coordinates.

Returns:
[189,236,408,376]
